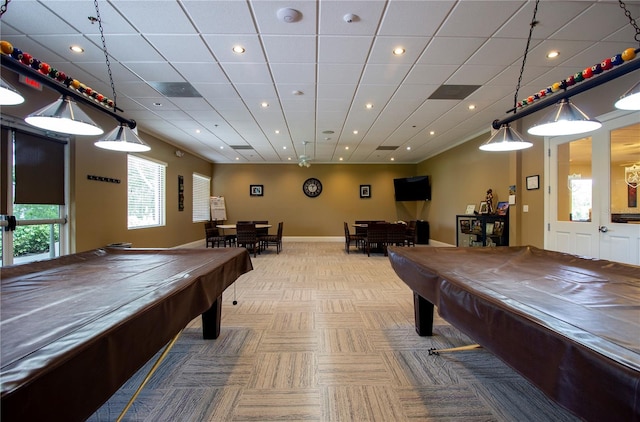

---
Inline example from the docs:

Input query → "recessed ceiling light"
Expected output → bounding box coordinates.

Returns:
[353,130,358,134]
[195,129,201,134]
[406,146,411,150]
[235,157,240,160]
[430,131,435,135]
[153,102,162,107]
[468,104,476,110]
[275,130,280,134]
[365,103,373,109]
[339,157,343,161]
[219,146,224,149]
[345,146,349,150]
[547,50,559,59]
[390,157,395,161]
[70,45,84,53]
[261,102,269,108]
[232,46,245,54]
[283,146,287,150]
[292,90,303,95]
[288,157,292,160]
[393,47,405,55]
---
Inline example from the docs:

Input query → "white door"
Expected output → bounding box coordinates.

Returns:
[546,111,640,265]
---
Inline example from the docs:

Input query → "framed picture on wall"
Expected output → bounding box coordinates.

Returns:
[360,185,371,198]
[250,184,263,196]
[526,175,540,190]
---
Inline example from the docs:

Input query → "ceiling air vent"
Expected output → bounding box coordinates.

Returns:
[376,146,398,151]
[148,82,202,98]
[428,84,480,100]
[230,145,254,150]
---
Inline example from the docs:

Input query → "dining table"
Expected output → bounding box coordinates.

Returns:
[217,224,271,229]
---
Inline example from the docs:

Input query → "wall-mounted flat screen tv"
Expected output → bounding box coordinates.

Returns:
[394,176,431,201]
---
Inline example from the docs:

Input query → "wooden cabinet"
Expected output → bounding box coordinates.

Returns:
[456,214,509,247]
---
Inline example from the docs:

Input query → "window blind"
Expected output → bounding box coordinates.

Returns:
[14,130,65,206]
[128,154,166,229]
[192,173,211,222]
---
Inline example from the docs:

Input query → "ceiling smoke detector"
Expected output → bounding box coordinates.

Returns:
[277,8,302,23]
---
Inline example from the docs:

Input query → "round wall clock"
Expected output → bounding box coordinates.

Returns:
[302,177,323,197]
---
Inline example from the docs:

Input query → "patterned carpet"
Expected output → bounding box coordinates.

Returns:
[87,242,579,421]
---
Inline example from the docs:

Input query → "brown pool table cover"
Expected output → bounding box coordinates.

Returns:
[387,245,640,421]
[1,247,252,421]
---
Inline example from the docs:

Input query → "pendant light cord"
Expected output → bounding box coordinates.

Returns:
[618,0,640,44]
[94,0,117,111]
[513,0,540,114]
[0,0,10,18]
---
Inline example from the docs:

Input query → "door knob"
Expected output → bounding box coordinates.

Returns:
[598,226,608,233]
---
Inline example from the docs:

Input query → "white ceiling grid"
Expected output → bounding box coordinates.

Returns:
[0,1,638,163]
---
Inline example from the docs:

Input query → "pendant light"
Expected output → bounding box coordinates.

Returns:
[94,123,150,152]
[479,0,537,152]
[92,1,150,152]
[0,77,25,105]
[527,98,601,137]
[614,81,640,110]
[25,95,104,135]
[480,125,532,151]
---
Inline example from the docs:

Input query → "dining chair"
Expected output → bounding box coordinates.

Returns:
[387,223,408,248]
[344,222,365,254]
[262,222,284,254]
[236,222,260,257]
[204,221,226,248]
[365,222,389,256]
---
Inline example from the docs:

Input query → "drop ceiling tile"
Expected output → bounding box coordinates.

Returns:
[0,1,78,35]
[270,63,316,85]
[318,35,373,64]
[360,63,412,85]
[203,34,265,63]
[318,1,385,35]
[262,35,317,63]
[122,62,185,83]
[403,65,458,86]
[418,37,486,66]
[109,2,196,34]
[437,1,525,38]
[221,62,273,84]
[379,1,455,37]
[183,1,256,34]
[317,64,364,84]
[145,35,215,62]
[251,1,317,35]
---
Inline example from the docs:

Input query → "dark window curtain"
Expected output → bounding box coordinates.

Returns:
[1,128,8,214]
[14,130,66,205]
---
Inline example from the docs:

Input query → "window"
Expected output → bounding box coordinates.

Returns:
[193,173,211,222]
[128,155,166,229]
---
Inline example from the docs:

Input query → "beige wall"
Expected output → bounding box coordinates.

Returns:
[71,129,213,251]
[212,163,417,236]
[415,129,545,247]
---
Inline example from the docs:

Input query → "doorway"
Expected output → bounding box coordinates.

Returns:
[545,111,640,265]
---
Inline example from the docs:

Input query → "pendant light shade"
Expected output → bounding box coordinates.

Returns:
[25,96,104,135]
[614,81,640,110]
[94,123,150,152]
[479,124,533,151]
[527,98,601,137]
[0,77,25,105]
